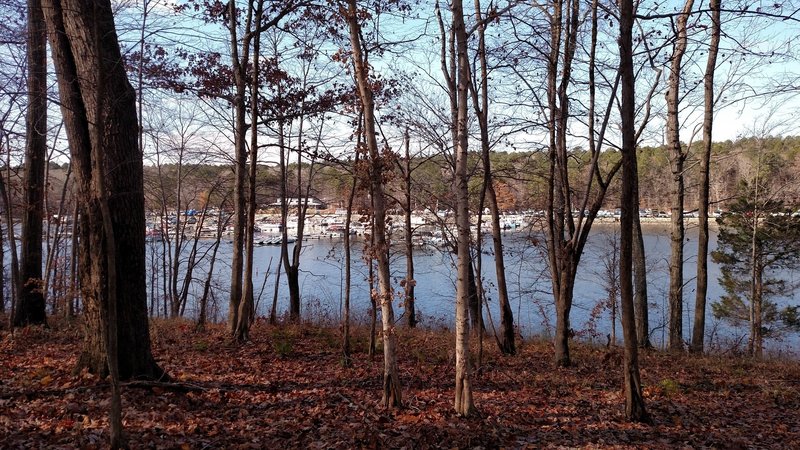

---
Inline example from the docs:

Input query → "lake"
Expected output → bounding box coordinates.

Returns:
[145,221,799,356]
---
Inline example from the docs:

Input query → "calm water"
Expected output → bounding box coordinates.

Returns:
[144,222,799,355]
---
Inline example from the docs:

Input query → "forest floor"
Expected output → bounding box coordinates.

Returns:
[1,318,799,449]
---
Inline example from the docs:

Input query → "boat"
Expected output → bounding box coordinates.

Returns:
[255,235,297,246]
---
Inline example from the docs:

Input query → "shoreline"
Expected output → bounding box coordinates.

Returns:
[590,216,720,231]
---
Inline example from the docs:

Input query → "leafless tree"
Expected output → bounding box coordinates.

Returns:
[342,0,403,408]
[617,0,650,423]
[14,0,47,327]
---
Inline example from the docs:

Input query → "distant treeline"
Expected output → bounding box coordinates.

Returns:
[139,135,800,214]
[17,135,799,218]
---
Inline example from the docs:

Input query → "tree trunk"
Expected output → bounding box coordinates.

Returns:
[546,0,566,366]
[467,258,484,333]
[691,0,721,354]
[287,113,320,324]
[14,0,48,328]
[1,151,20,315]
[342,135,360,363]
[0,227,4,313]
[633,210,651,348]
[402,129,416,328]
[160,232,168,317]
[269,256,281,325]
[42,0,165,381]
[752,261,763,358]
[169,160,183,318]
[553,264,575,366]
[403,201,416,328]
[197,220,223,330]
[618,0,649,422]
[469,0,514,353]
[545,0,589,369]
[666,0,694,352]
[749,203,763,358]
[286,266,300,319]
[234,0,263,343]
[285,241,301,322]
[276,113,302,322]
[344,0,402,408]
[276,117,297,321]
[368,247,377,359]
[226,0,251,334]
[69,204,78,318]
[452,0,476,416]
[89,21,124,444]
[488,186,515,354]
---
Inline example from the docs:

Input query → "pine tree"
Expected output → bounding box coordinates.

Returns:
[711,192,800,357]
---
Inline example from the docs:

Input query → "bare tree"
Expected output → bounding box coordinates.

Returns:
[665,0,695,352]
[0,0,25,318]
[398,128,417,327]
[14,0,47,327]
[234,0,265,342]
[691,0,721,354]
[42,0,165,382]
[342,0,402,408]
[448,0,477,416]
[225,0,250,334]
[469,0,515,355]
[342,115,363,363]
[633,209,651,348]
[535,0,622,367]
[225,0,299,334]
[618,0,649,423]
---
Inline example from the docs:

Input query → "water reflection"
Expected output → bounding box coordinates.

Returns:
[144,223,799,355]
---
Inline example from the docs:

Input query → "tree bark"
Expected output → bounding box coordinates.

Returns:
[287,115,321,323]
[368,225,377,359]
[42,0,165,381]
[749,198,762,358]
[544,0,602,369]
[546,0,567,366]
[278,129,302,322]
[89,20,123,444]
[618,0,650,423]
[234,0,264,343]
[402,129,416,328]
[469,0,514,354]
[277,117,295,321]
[169,158,183,317]
[0,226,4,313]
[227,0,251,334]
[452,0,476,416]
[14,0,48,327]
[666,0,695,352]
[691,0,721,354]
[553,264,575,366]
[633,210,651,348]
[344,0,402,408]
[269,254,281,325]
[69,204,78,318]
[752,260,763,358]
[342,130,360,363]
[1,149,20,316]
[467,258,484,332]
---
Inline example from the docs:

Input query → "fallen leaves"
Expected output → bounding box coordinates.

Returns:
[1,320,799,448]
